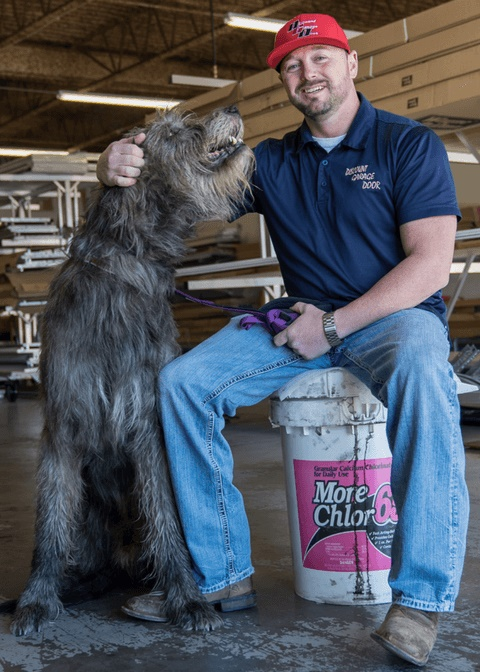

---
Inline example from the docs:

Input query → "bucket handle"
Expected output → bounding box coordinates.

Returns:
[341,398,384,424]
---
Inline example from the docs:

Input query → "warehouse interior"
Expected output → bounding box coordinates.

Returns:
[1,0,480,670]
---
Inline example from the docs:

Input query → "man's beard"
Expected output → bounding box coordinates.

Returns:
[289,83,344,123]
[295,98,334,121]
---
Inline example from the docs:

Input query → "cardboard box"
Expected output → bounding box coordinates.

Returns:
[450,163,480,208]
[459,206,480,226]
[238,86,289,118]
[356,44,480,102]
[239,69,281,99]
[366,17,480,76]
[379,70,480,118]
[166,82,239,116]
[351,0,480,60]
[248,124,300,148]
[243,106,302,144]
[5,268,57,299]
[349,19,408,57]
[407,0,480,41]
[357,57,374,81]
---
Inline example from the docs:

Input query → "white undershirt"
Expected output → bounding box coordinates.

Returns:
[311,134,346,153]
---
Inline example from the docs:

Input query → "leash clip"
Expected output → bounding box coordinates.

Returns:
[240,308,299,335]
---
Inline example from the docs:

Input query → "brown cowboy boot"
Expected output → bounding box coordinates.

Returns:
[122,577,256,622]
[371,603,439,667]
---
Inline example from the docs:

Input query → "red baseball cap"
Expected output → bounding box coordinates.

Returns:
[266,14,351,70]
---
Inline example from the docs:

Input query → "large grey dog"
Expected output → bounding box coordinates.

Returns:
[10,106,254,636]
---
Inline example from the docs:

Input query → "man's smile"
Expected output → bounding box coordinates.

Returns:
[300,83,327,95]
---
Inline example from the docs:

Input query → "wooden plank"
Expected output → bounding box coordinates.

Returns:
[187,274,284,290]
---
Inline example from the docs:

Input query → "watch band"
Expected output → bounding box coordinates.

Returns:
[322,312,343,347]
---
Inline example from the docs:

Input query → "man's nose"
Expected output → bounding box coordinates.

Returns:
[302,61,320,81]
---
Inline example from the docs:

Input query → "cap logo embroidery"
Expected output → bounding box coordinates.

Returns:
[266,14,350,69]
[288,19,318,39]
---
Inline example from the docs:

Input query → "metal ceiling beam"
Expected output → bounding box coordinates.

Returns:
[103,0,223,19]
[0,1,279,134]
[0,0,294,147]
[0,0,98,53]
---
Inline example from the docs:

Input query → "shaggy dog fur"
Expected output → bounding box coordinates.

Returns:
[9,105,254,636]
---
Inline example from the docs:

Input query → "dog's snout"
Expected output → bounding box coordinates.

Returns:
[225,105,239,115]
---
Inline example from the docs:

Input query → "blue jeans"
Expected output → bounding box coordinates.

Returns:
[158,308,469,612]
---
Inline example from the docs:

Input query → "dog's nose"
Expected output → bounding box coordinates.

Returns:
[225,105,239,115]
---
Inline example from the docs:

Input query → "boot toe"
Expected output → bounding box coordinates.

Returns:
[371,604,439,667]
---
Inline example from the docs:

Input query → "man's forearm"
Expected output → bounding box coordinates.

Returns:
[333,252,450,340]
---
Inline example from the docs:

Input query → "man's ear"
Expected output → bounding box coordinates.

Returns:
[349,50,359,79]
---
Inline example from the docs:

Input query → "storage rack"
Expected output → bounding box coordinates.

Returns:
[0,171,98,399]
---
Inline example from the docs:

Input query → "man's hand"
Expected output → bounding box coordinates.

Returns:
[96,133,146,187]
[273,302,331,360]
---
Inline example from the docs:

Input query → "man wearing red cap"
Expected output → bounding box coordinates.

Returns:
[97,14,468,668]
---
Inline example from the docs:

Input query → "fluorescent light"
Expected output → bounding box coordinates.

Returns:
[171,74,236,88]
[57,91,182,108]
[0,148,70,157]
[224,13,284,32]
[447,151,479,164]
[224,12,364,39]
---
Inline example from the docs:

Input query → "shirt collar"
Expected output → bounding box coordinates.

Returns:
[294,92,374,153]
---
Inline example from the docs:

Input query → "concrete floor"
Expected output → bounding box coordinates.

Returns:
[0,396,479,672]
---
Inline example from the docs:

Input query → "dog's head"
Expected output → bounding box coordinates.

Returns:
[128,106,254,223]
[203,105,251,169]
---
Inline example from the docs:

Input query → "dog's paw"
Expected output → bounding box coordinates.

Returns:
[172,601,223,632]
[11,601,62,637]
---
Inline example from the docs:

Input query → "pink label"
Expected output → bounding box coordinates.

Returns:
[293,459,397,572]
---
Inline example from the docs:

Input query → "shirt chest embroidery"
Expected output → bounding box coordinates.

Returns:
[345,164,381,191]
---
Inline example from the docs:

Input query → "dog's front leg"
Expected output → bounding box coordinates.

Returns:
[134,429,222,632]
[11,438,83,636]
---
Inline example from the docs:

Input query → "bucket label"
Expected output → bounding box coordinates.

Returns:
[293,459,397,572]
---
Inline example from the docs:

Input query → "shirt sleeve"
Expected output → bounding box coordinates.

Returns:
[393,125,461,225]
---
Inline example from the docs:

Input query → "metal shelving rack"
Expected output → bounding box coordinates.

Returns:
[0,171,98,399]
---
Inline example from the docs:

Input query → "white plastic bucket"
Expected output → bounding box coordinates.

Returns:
[270,368,397,605]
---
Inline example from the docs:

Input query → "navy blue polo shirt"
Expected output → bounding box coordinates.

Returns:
[249,93,460,322]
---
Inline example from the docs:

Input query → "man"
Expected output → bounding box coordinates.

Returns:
[96,15,469,667]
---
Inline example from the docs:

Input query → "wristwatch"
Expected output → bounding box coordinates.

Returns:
[322,312,343,347]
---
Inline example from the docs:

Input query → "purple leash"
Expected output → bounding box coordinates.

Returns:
[174,288,299,335]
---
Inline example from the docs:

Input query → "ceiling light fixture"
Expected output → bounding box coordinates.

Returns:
[0,148,70,157]
[57,91,182,108]
[224,12,364,39]
[224,13,283,32]
[170,74,236,88]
